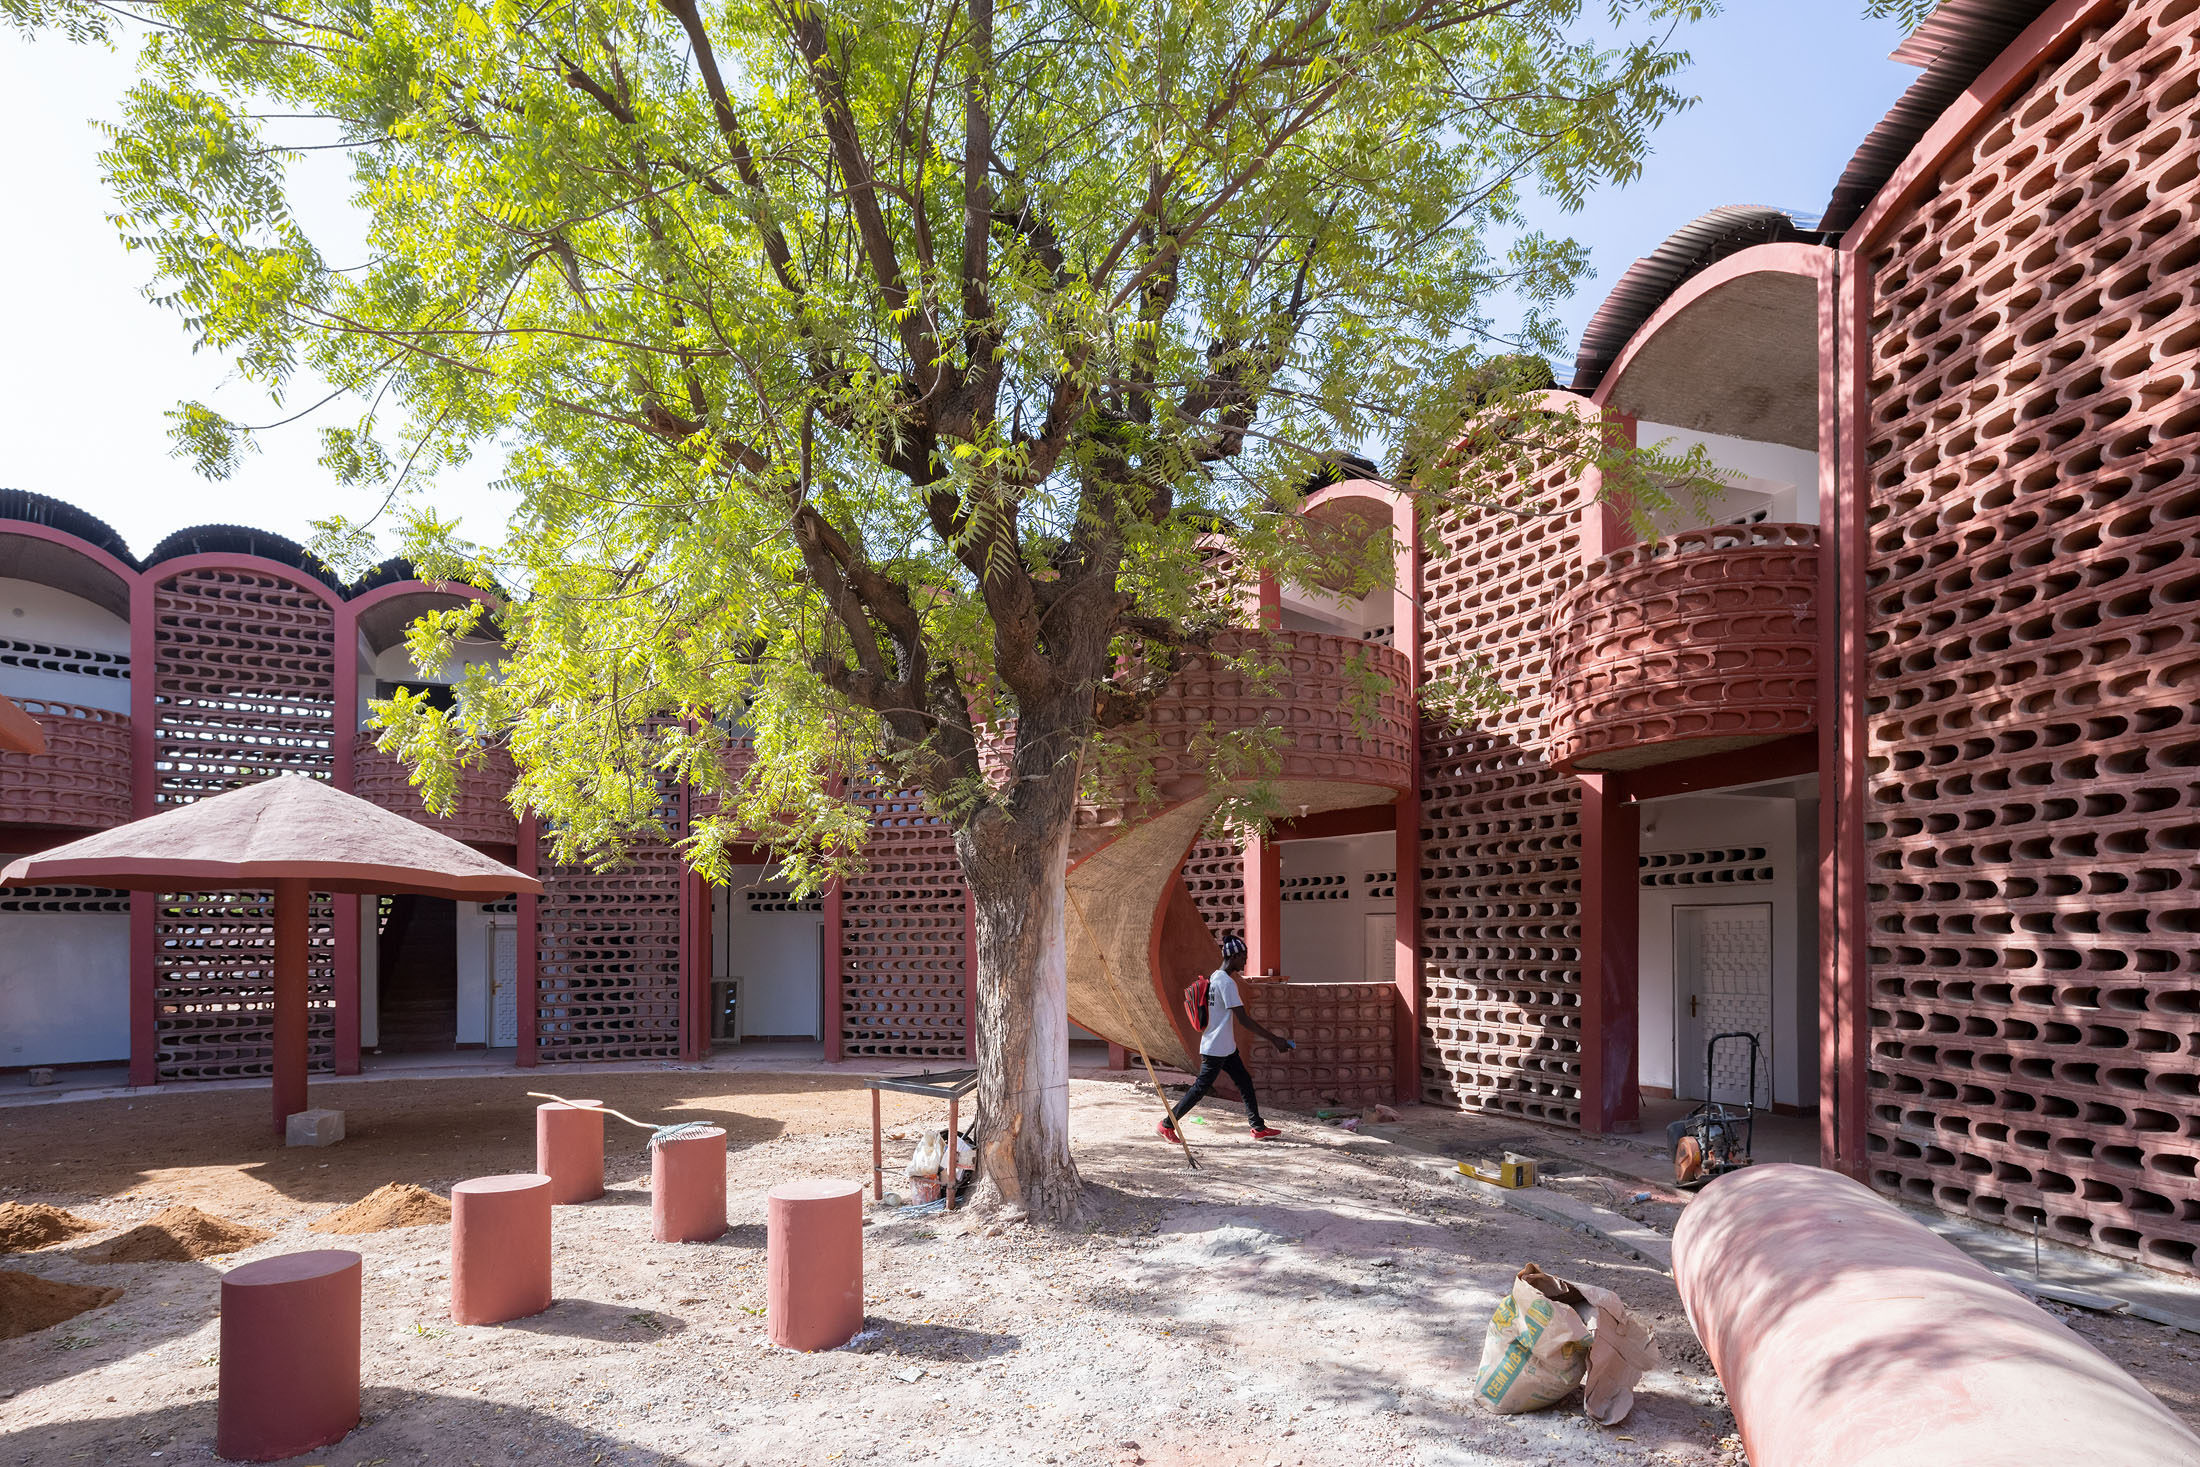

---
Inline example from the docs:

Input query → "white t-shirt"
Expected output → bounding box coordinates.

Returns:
[1199,968,1242,1057]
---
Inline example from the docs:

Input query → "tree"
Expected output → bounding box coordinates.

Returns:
[12,0,1715,1220]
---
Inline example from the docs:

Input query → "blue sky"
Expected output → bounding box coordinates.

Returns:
[0,1,1918,559]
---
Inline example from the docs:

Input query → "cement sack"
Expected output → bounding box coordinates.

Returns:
[1472,1263,1659,1425]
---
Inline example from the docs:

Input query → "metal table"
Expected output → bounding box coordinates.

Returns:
[865,1068,978,1211]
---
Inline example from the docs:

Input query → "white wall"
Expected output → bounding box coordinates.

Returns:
[1278,584,1394,642]
[360,634,505,728]
[1636,792,1817,1109]
[714,864,825,1039]
[1635,424,1821,530]
[454,901,492,1045]
[0,577,131,713]
[1278,831,1396,984]
[0,908,129,1066]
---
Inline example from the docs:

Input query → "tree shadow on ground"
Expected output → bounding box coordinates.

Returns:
[500,1297,691,1342]
[0,1385,705,1465]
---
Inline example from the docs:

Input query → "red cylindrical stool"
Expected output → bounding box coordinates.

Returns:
[216,1249,361,1462]
[535,1098,605,1204]
[767,1179,864,1351]
[651,1125,727,1243]
[450,1173,553,1325]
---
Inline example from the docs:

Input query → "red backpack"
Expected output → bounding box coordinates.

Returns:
[1183,973,1213,1032]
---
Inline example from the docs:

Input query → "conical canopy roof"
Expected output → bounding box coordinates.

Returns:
[0,694,46,755]
[0,773,542,897]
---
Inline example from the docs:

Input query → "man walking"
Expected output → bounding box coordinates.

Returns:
[1158,933,1294,1143]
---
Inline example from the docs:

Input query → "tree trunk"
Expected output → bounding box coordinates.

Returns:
[960,808,1083,1222]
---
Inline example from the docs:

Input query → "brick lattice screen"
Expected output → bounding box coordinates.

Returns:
[1418,476,1589,1124]
[1240,981,1398,1111]
[838,783,971,1059]
[1862,0,2200,1271]
[534,785,686,1063]
[151,568,337,1081]
[1180,839,1245,933]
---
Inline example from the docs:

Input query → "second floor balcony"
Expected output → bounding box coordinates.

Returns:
[1547,523,1819,773]
[0,699,132,829]
[352,743,521,848]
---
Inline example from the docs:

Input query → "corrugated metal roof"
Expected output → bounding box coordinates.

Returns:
[1819,0,2060,236]
[1568,206,1820,394]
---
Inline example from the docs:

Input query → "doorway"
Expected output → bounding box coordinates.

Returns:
[1673,902,1773,1108]
[376,895,457,1052]
[713,867,826,1044]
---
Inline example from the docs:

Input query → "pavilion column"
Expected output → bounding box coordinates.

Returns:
[271,877,311,1135]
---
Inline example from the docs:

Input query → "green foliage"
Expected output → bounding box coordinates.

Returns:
[25,0,1721,889]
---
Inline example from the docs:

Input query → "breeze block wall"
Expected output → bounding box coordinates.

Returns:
[1418,456,1590,1124]
[1239,980,1399,1110]
[150,566,338,1081]
[1861,0,2200,1271]
[533,780,687,1063]
[837,781,971,1060]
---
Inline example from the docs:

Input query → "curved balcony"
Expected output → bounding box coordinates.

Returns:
[0,699,132,829]
[1548,523,1819,773]
[352,744,520,847]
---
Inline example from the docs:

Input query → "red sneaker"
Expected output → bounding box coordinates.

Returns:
[1156,1119,1182,1143]
[1250,1125,1282,1140]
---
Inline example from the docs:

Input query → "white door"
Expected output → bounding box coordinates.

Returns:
[1674,903,1772,1108]
[1362,913,1394,986]
[489,921,519,1047]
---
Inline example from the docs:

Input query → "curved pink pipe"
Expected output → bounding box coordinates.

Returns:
[1672,1165,2200,1467]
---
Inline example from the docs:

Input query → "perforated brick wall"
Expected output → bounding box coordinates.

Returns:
[1419,466,1590,1124]
[534,787,686,1063]
[1862,0,2200,1272]
[1239,980,1398,1110]
[838,782,971,1059]
[1181,839,1245,933]
[150,568,337,1081]
[0,699,131,829]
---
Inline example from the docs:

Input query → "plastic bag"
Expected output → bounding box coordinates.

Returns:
[1472,1264,1659,1424]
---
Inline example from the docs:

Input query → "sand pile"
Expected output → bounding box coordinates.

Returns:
[82,1206,271,1263]
[0,1202,103,1253]
[310,1183,451,1235]
[0,1270,123,1340]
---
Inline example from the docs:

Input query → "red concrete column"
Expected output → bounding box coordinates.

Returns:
[652,1127,728,1243]
[270,878,311,1136]
[217,1249,362,1462]
[1576,774,1639,1135]
[962,885,978,1059]
[1107,1042,1128,1071]
[822,877,845,1062]
[1390,488,1425,1105]
[331,895,360,1077]
[1674,1165,2200,1466]
[766,1179,864,1351]
[127,571,157,1088]
[450,1174,553,1324]
[128,890,157,1088]
[535,1100,605,1203]
[1243,836,1281,978]
[1827,249,1872,1179]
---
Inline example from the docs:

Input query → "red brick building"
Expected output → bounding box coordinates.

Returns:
[3,0,2197,1272]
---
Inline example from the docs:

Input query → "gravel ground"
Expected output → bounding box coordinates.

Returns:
[0,1077,1739,1466]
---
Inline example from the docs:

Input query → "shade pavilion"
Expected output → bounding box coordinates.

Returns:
[0,774,542,1133]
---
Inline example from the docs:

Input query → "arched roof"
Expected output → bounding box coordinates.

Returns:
[1569,207,1825,396]
[143,522,346,592]
[0,488,134,566]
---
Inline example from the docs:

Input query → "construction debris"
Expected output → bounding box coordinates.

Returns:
[309,1183,452,1235]
[1473,1264,1658,1425]
[0,1203,102,1253]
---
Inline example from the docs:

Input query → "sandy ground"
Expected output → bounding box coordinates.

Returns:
[0,1073,1741,1467]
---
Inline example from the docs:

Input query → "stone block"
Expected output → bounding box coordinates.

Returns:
[285,1109,345,1147]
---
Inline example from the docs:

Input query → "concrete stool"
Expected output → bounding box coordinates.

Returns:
[535,1098,605,1203]
[216,1249,361,1462]
[651,1125,727,1243]
[450,1173,553,1325]
[767,1179,864,1351]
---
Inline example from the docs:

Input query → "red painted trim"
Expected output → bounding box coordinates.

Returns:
[823,877,845,1062]
[517,815,540,1067]
[1817,251,1846,1169]
[1577,774,1640,1134]
[1831,240,1874,1179]
[142,551,347,607]
[963,885,978,1060]
[1243,835,1280,978]
[0,521,138,603]
[1842,0,2118,254]
[1616,734,1819,805]
[1268,801,1399,841]
[1586,244,1836,413]
[125,562,158,1086]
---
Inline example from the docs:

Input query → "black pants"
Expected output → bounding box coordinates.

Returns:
[1172,1050,1262,1128]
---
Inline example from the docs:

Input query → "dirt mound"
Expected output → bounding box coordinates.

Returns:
[0,1270,123,1340]
[310,1183,451,1235]
[82,1206,271,1263]
[0,1202,103,1253]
